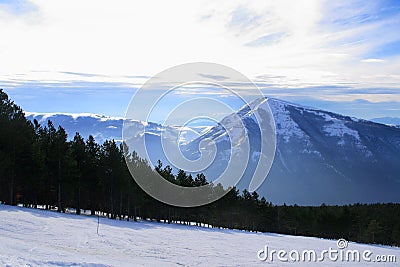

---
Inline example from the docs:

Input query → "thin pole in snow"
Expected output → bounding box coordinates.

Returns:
[97,213,100,235]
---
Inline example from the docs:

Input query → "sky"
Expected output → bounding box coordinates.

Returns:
[0,0,400,120]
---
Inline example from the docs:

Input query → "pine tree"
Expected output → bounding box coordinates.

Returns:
[0,89,34,205]
[71,132,86,215]
[85,135,100,215]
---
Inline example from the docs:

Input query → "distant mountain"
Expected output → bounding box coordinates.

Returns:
[26,98,400,205]
[25,112,209,145]
[25,112,124,144]
[371,117,400,127]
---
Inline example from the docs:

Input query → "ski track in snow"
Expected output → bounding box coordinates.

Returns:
[0,205,399,266]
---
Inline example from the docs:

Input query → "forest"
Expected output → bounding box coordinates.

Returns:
[0,89,399,247]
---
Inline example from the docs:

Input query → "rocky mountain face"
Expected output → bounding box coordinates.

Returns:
[175,97,400,205]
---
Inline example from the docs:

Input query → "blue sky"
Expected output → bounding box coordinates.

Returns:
[0,0,400,120]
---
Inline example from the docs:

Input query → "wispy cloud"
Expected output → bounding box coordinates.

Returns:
[0,0,38,16]
[227,6,263,32]
[0,0,399,119]
[245,32,288,47]
[198,73,229,81]
[59,71,109,78]
[361,58,386,63]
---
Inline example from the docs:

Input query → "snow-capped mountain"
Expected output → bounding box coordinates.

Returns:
[182,98,400,205]
[26,98,400,205]
[26,112,125,143]
[25,112,207,145]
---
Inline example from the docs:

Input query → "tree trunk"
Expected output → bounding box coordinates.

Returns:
[9,173,14,206]
[119,192,123,220]
[127,196,130,221]
[110,187,114,219]
[134,205,137,222]
[76,187,81,215]
[9,146,16,206]
[90,193,96,215]
[57,159,62,212]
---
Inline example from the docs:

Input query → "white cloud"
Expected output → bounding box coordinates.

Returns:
[361,58,386,63]
[0,0,399,98]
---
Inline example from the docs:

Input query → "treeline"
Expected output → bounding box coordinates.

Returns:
[0,89,399,246]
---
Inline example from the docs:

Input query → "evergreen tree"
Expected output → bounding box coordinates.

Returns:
[85,135,100,215]
[0,89,34,205]
[71,132,86,215]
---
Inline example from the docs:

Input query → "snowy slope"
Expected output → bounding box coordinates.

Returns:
[0,205,399,266]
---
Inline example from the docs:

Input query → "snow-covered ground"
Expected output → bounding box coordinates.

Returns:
[0,205,398,266]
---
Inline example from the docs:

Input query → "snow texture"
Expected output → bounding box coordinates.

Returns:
[267,98,308,143]
[0,205,399,266]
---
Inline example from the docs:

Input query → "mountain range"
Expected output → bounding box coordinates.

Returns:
[26,98,400,205]
[371,117,400,127]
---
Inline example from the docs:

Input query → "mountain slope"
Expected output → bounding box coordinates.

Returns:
[184,98,400,205]
[1,205,399,266]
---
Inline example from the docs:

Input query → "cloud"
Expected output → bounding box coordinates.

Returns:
[245,32,288,47]
[0,0,38,16]
[361,58,386,63]
[59,71,109,78]
[0,0,399,119]
[1,0,399,86]
[227,6,263,32]
[198,73,229,81]
[0,0,41,24]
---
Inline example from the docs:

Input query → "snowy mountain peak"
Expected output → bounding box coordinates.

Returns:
[25,112,125,123]
[182,97,400,204]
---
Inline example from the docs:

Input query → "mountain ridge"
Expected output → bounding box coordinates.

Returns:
[182,97,400,205]
[371,117,400,127]
[26,98,400,205]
